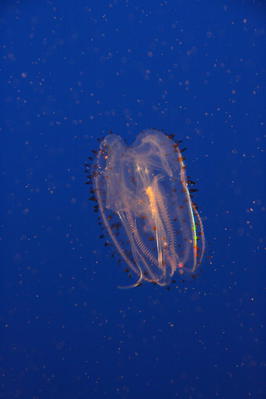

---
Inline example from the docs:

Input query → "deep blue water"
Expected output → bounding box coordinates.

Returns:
[1,1,265,398]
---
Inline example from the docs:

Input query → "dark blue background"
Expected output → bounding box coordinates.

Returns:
[1,1,265,398]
